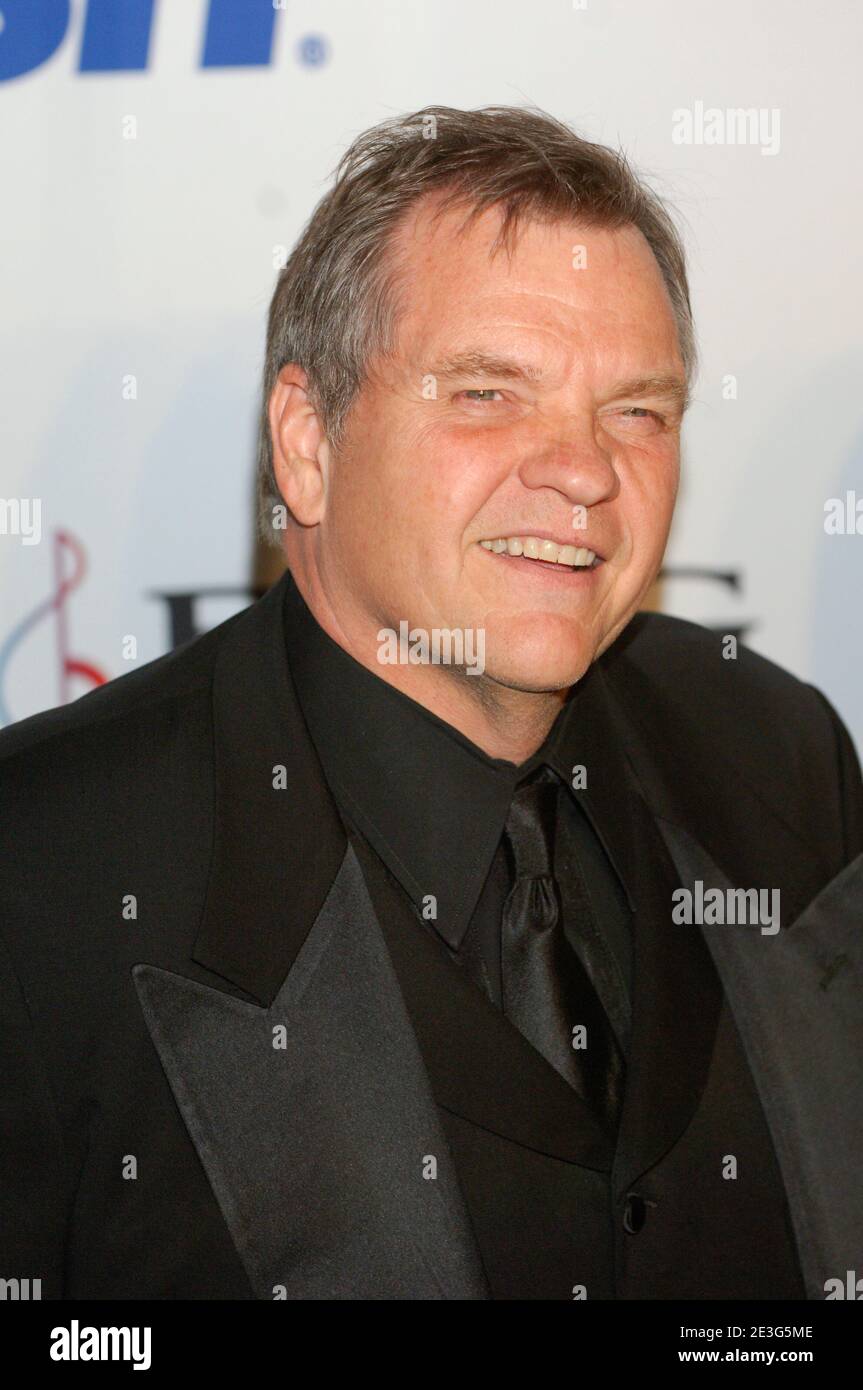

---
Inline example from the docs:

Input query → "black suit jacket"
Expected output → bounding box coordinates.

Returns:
[1,569,861,1299]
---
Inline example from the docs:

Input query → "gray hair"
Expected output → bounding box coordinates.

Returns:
[256,104,697,544]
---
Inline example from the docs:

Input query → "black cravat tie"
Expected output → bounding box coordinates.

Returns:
[501,768,625,1135]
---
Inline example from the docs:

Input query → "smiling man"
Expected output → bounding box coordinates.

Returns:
[1,106,862,1303]
[268,200,686,755]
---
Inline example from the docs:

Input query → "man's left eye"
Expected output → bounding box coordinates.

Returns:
[458,389,504,404]
[615,407,666,431]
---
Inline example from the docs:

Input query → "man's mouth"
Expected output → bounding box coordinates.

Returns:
[477,535,601,571]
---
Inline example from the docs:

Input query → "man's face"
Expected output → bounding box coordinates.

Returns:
[316,198,687,692]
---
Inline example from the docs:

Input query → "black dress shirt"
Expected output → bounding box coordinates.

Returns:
[282,579,634,1058]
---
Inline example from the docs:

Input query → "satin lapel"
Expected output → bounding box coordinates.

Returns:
[591,647,858,1286]
[654,824,863,1299]
[134,842,490,1300]
[559,661,723,1194]
[609,782,724,1200]
[349,830,614,1170]
[188,571,347,1004]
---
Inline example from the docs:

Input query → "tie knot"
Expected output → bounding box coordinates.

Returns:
[504,768,559,881]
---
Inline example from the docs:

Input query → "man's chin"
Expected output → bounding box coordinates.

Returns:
[477,638,598,695]
[474,613,602,692]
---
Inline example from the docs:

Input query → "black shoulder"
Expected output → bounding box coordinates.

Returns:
[0,603,243,770]
[611,610,809,704]
[604,610,863,864]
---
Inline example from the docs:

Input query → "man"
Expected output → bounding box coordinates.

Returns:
[1,105,861,1301]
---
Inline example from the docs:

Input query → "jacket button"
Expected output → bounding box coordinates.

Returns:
[623,1193,648,1234]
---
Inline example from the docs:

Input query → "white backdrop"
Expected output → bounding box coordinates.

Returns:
[1,0,861,750]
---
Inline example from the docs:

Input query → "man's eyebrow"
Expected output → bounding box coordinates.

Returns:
[425,354,690,410]
[605,375,690,411]
[426,351,545,383]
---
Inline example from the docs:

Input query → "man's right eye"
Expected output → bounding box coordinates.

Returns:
[457,389,505,404]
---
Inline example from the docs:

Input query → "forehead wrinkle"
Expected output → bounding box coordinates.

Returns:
[401,280,682,392]
[429,288,675,350]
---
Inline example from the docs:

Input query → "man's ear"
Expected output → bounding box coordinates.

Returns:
[268,364,331,526]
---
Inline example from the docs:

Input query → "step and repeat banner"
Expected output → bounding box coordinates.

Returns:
[1,0,860,749]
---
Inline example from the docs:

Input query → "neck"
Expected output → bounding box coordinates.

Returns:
[378,661,568,764]
[288,564,568,764]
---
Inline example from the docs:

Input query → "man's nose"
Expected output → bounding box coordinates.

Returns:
[516,430,619,509]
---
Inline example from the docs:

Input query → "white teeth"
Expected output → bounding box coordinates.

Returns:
[479,536,597,568]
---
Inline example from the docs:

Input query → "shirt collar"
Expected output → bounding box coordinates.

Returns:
[282,572,631,948]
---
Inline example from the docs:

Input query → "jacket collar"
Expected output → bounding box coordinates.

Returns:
[190,569,348,1005]
[559,655,724,1193]
[588,628,837,1195]
[138,839,492,1299]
